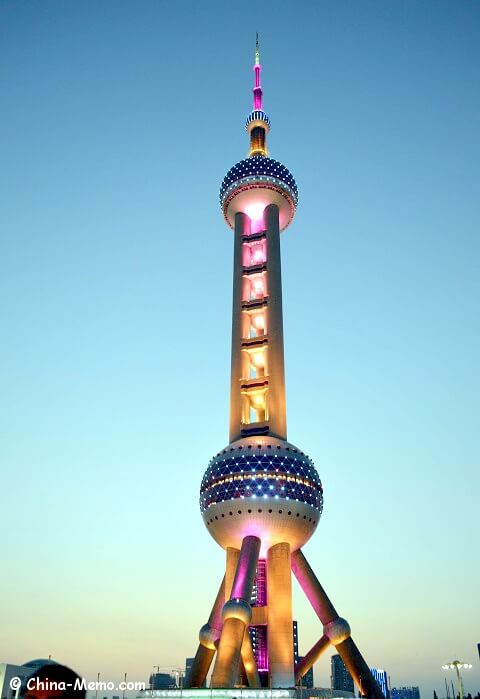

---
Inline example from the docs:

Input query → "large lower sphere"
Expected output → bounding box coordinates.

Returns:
[200,436,323,556]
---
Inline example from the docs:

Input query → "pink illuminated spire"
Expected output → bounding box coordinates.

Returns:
[253,32,263,110]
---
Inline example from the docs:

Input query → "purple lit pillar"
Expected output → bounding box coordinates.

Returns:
[211,536,261,688]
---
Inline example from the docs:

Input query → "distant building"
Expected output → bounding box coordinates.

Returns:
[149,673,176,690]
[184,659,193,687]
[1,663,33,699]
[371,668,390,699]
[184,659,205,689]
[1,659,58,699]
[297,658,313,689]
[331,654,354,694]
[293,621,299,662]
[293,621,313,688]
[391,687,420,699]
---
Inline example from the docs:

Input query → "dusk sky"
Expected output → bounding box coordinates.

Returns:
[1,1,479,698]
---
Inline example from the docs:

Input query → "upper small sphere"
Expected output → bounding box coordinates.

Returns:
[245,110,271,131]
[220,156,298,232]
[200,435,323,555]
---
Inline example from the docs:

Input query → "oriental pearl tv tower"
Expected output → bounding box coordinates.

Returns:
[186,37,384,699]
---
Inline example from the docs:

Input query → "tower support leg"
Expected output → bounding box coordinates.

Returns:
[186,576,225,688]
[291,549,384,699]
[187,646,215,690]
[263,203,287,441]
[241,631,261,688]
[225,546,240,600]
[336,637,384,699]
[295,635,330,684]
[211,536,261,688]
[267,542,295,688]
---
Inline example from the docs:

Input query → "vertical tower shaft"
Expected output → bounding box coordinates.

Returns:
[267,542,295,687]
[229,204,287,443]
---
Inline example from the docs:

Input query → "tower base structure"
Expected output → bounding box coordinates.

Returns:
[140,690,354,699]
[186,539,384,699]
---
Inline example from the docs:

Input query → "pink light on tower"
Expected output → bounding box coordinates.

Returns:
[253,32,263,110]
[244,201,267,233]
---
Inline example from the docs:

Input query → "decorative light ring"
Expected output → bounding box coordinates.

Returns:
[219,157,298,206]
[221,181,297,230]
[245,110,271,133]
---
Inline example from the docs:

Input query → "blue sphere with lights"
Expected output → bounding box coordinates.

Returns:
[200,436,323,556]
[220,156,298,233]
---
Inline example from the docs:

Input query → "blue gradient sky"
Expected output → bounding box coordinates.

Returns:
[1,1,479,697]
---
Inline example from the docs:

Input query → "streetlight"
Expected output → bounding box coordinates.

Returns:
[121,672,127,699]
[442,661,472,699]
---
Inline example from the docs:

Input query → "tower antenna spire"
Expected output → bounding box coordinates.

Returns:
[247,32,270,156]
[252,33,263,112]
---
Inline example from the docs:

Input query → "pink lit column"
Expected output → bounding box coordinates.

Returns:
[264,204,287,440]
[211,536,261,688]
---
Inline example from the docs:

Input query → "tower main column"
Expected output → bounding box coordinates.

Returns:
[263,203,286,440]
[229,212,250,443]
[267,542,294,687]
[229,204,287,443]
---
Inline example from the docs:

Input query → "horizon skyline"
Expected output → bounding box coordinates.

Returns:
[1,2,479,698]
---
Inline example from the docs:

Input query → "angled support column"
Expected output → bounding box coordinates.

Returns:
[229,212,250,443]
[336,637,385,699]
[186,576,226,688]
[241,631,261,688]
[211,536,261,688]
[263,203,287,440]
[225,547,240,600]
[267,542,295,688]
[226,547,253,688]
[295,634,330,684]
[291,549,384,699]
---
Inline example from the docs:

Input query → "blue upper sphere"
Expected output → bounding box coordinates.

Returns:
[245,110,271,130]
[219,156,298,210]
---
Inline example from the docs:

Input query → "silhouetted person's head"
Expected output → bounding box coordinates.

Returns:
[24,663,86,699]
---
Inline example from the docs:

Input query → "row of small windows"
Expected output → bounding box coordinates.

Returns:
[205,508,317,525]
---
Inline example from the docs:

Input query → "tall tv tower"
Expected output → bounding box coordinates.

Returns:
[186,37,384,698]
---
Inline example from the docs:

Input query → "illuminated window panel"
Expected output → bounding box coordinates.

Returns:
[242,272,267,301]
[242,239,267,268]
[241,347,267,380]
[241,389,268,425]
[242,309,267,339]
